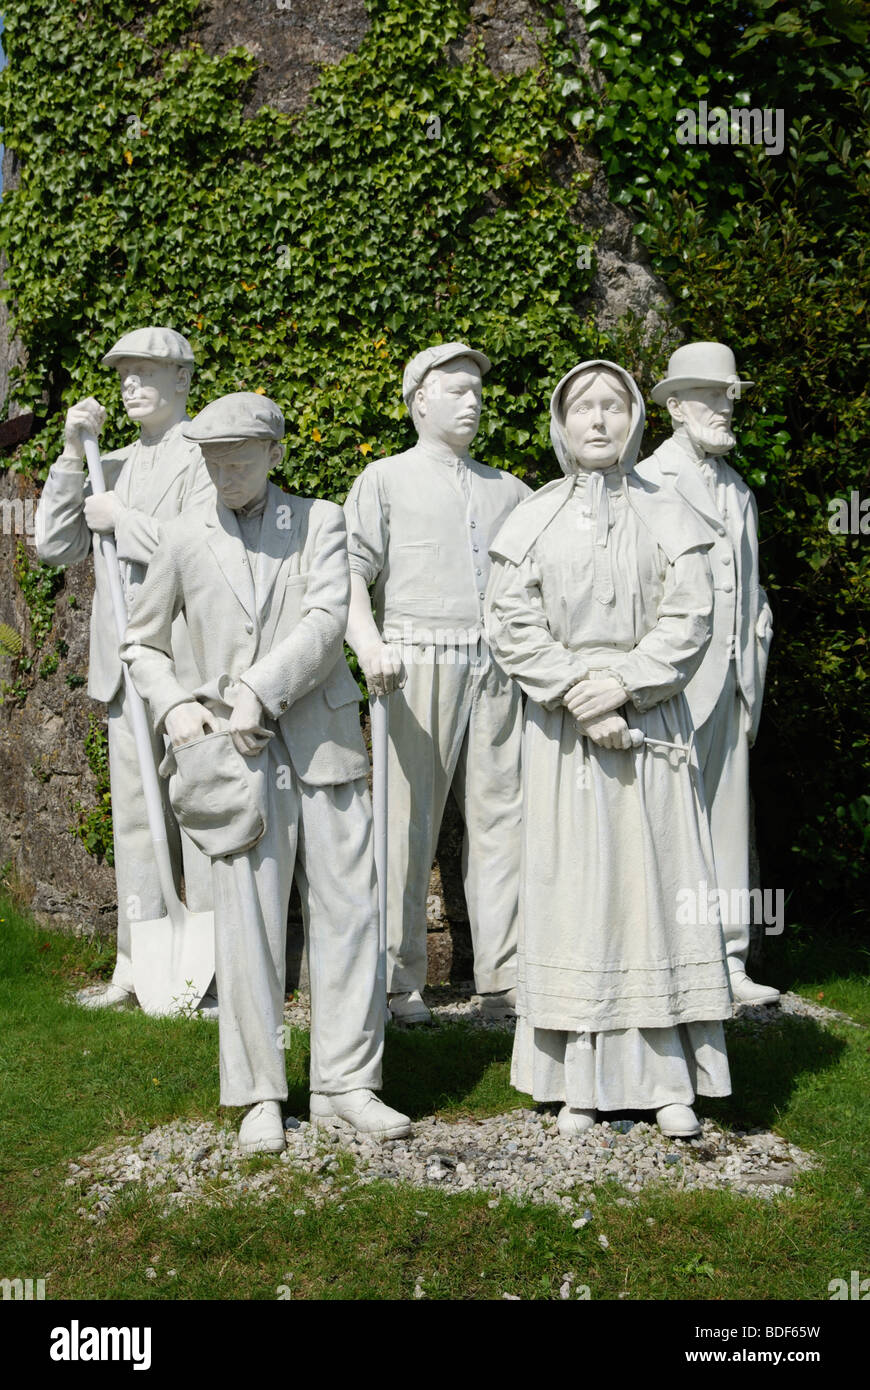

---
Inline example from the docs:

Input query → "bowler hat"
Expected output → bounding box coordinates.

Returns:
[650,342,753,406]
[402,342,491,412]
[101,326,195,370]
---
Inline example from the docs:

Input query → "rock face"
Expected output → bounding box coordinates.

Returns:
[0,471,118,938]
[193,0,371,115]
[0,0,668,980]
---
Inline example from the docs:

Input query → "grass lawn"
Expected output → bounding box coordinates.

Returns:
[0,894,867,1302]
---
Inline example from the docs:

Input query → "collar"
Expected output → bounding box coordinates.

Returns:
[236,489,269,520]
[414,439,472,470]
[671,427,707,465]
[136,416,190,449]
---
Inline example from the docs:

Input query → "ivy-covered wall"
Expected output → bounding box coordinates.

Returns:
[0,0,867,936]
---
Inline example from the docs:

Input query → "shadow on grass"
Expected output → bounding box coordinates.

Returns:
[381,1021,516,1119]
[702,1014,846,1131]
[0,893,852,1140]
[762,927,870,1026]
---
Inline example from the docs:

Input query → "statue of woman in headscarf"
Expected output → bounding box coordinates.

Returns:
[485,359,732,1138]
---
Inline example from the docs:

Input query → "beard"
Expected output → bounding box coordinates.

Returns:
[692,423,736,455]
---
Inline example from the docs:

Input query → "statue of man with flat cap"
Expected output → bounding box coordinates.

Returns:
[122,391,410,1152]
[343,343,531,1023]
[35,326,214,1010]
[636,342,778,1007]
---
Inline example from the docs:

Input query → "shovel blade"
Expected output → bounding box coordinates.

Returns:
[131,908,215,1018]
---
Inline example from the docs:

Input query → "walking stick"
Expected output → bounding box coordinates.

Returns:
[82,433,215,1016]
[371,692,390,1023]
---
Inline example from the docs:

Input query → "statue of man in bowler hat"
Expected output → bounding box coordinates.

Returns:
[636,342,778,1006]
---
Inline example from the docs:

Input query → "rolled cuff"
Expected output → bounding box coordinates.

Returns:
[348,554,378,584]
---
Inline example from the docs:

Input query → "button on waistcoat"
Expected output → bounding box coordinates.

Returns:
[373,449,519,643]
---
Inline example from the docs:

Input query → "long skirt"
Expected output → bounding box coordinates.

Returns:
[511,692,732,1108]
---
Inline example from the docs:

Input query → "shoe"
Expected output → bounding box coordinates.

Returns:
[656,1104,701,1138]
[238,1101,286,1154]
[310,1089,411,1140]
[556,1105,596,1135]
[196,993,219,1020]
[388,990,432,1024]
[730,972,780,1006]
[75,983,135,1010]
[481,988,517,1019]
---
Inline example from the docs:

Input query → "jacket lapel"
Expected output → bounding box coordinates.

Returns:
[654,439,723,530]
[256,483,297,620]
[206,499,257,622]
[142,424,196,514]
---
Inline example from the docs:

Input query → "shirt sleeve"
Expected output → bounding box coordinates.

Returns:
[34,459,94,567]
[599,547,714,711]
[115,451,213,568]
[114,504,162,567]
[120,535,192,732]
[485,548,589,708]
[344,466,387,585]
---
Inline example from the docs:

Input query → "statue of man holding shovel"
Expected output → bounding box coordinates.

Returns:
[35,326,214,1011]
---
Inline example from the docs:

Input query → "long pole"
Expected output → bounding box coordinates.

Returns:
[371,694,389,1019]
[82,433,182,917]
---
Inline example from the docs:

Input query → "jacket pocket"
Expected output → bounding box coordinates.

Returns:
[324,664,364,709]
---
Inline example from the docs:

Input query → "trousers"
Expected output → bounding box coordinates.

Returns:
[107,680,213,993]
[210,729,384,1107]
[383,640,522,994]
[694,663,751,969]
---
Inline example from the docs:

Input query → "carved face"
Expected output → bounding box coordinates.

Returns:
[667,386,736,456]
[200,439,280,511]
[561,370,632,470]
[414,357,482,449]
[115,357,189,431]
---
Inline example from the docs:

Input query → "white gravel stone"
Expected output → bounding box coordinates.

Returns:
[65,985,856,1223]
[68,1106,816,1223]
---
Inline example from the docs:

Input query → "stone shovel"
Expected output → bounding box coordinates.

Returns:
[83,433,215,1017]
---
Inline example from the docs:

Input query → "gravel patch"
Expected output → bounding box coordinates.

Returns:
[66,984,854,1222]
[732,991,862,1029]
[66,1109,815,1223]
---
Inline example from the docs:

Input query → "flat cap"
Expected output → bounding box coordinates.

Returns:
[182,392,285,445]
[402,342,491,411]
[101,326,195,369]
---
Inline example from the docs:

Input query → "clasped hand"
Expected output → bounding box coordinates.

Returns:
[165,684,271,758]
[563,676,632,750]
[563,675,625,723]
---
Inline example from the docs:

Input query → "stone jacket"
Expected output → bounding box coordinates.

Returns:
[120,483,368,788]
[34,421,212,702]
[344,441,531,644]
[635,434,773,742]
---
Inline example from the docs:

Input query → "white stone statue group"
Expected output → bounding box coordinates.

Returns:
[35,326,777,1153]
